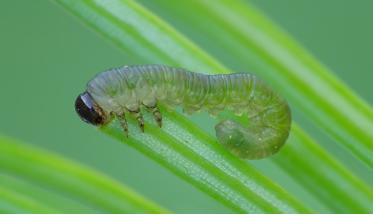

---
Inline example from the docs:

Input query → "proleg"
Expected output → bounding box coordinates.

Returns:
[75,64,291,159]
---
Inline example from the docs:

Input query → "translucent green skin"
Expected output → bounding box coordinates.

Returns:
[87,65,291,159]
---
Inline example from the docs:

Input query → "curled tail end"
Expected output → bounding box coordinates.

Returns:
[215,102,291,159]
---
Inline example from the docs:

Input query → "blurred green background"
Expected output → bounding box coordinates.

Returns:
[0,0,372,213]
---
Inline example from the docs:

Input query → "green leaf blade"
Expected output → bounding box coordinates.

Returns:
[0,135,170,214]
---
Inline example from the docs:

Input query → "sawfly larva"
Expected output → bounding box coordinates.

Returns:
[75,65,291,159]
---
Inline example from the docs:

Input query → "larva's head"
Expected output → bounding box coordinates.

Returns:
[75,91,108,126]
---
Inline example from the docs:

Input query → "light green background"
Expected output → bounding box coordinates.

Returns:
[0,1,371,213]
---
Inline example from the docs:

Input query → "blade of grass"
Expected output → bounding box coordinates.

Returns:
[0,173,101,214]
[141,0,373,168]
[53,0,373,213]
[0,135,170,214]
[276,126,373,213]
[0,185,59,214]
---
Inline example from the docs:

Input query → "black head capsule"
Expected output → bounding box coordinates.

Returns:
[75,92,107,126]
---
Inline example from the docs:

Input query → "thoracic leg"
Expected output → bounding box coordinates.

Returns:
[145,104,162,128]
[117,113,128,137]
[130,109,145,132]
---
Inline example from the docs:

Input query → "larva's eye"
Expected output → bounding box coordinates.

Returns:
[75,92,105,126]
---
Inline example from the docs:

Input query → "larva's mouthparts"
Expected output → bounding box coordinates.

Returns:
[76,64,292,159]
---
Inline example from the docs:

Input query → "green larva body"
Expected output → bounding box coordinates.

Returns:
[86,64,291,159]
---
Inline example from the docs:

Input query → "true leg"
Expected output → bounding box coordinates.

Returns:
[130,109,145,132]
[117,113,128,137]
[144,104,162,128]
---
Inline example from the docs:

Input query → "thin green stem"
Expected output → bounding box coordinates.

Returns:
[0,185,60,214]
[0,135,169,214]
[0,173,100,214]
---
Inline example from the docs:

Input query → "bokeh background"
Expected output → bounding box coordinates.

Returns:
[1,1,372,213]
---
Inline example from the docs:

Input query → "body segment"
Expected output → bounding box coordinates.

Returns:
[76,65,291,159]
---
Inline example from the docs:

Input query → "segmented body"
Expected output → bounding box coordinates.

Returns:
[86,65,291,159]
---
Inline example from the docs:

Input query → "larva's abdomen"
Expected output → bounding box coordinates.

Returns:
[86,65,291,159]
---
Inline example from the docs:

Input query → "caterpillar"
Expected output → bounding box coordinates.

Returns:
[75,65,291,159]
